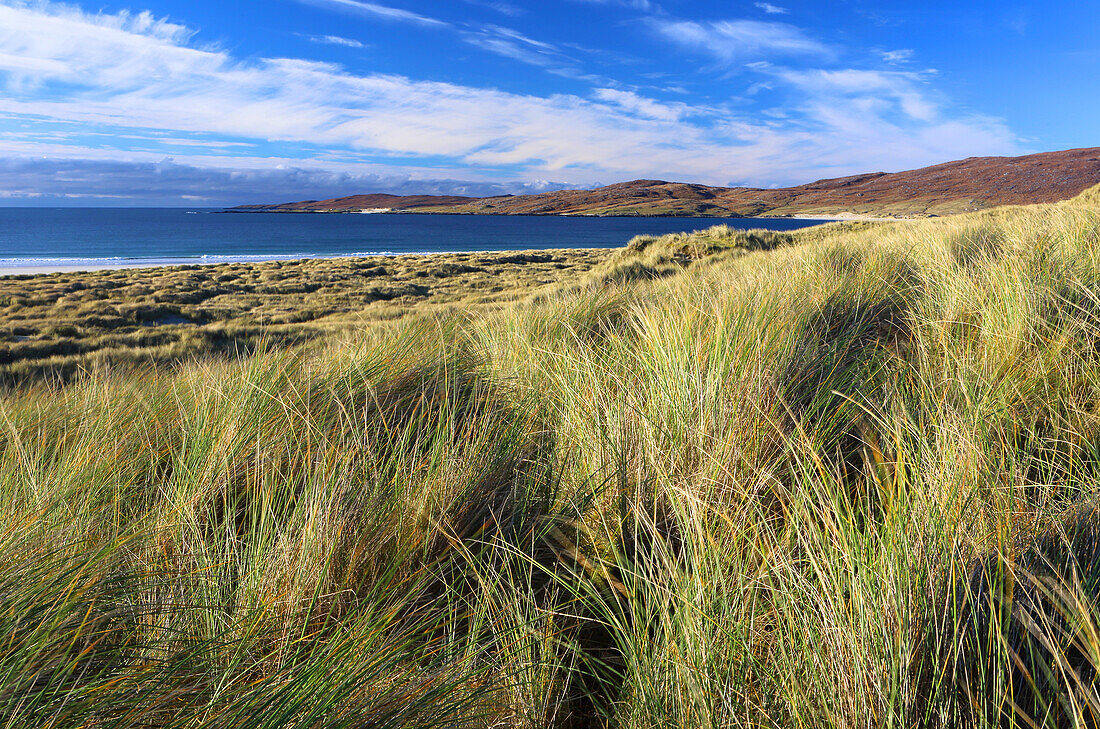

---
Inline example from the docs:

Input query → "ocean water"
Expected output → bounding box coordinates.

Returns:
[0,208,829,268]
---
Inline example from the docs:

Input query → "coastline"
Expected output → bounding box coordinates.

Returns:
[0,217,845,278]
[0,210,835,278]
[0,254,405,277]
[0,251,565,277]
[0,263,161,276]
[222,206,906,223]
[762,213,910,222]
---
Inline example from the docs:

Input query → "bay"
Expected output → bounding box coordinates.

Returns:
[0,208,829,268]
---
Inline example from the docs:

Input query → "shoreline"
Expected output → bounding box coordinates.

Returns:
[0,248,606,277]
[225,208,864,221]
[0,216,857,279]
[0,262,171,276]
[764,213,915,222]
[0,254,411,277]
[1,212,842,278]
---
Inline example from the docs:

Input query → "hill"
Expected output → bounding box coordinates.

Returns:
[231,192,478,212]
[232,147,1100,218]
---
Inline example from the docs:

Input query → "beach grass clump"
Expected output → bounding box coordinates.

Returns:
[4,194,1100,725]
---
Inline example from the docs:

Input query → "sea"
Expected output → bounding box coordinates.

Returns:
[0,208,830,269]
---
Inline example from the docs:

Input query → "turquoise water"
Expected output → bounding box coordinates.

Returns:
[0,208,828,268]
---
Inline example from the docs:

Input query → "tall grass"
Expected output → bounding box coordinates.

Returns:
[3,189,1100,726]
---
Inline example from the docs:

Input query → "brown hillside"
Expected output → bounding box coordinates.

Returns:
[728,147,1100,216]
[233,147,1100,218]
[232,192,477,212]
[433,180,739,217]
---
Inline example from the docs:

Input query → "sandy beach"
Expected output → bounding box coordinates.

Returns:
[0,263,164,276]
[763,213,914,222]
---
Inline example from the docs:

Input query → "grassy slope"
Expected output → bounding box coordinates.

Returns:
[3,190,1100,726]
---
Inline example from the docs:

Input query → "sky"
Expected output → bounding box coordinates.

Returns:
[0,0,1096,205]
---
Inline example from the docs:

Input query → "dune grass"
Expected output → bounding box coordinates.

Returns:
[0,248,608,384]
[3,190,1100,726]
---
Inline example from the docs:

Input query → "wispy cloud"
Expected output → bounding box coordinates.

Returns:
[460,24,563,67]
[571,0,656,11]
[306,34,367,48]
[299,1,584,79]
[592,88,687,122]
[653,19,831,64]
[746,65,1021,174]
[1004,9,1029,35]
[461,0,524,16]
[294,0,448,28]
[881,48,914,64]
[755,3,789,14]
[457,25,615,84]
[775,68,940,122]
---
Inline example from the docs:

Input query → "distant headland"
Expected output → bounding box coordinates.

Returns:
[229,147,1100,219]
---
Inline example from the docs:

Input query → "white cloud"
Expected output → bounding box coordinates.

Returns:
[592,88,686,121]
[755,3,789,14]
[755,66,1020,172]
[460,24,566,67]
[652,19,831,64]
[0,0,1022,197]
[461,0,523,16]
[480,25,557,53]
[293,0,447,27]
[307,35,367,48]
[571,0,655,11]
[776,68,939,122]
[881,49,914,64]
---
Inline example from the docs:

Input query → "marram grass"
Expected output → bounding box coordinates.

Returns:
[3,188,1100,726]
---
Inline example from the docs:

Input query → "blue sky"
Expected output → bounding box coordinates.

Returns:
[0,0,1095,205]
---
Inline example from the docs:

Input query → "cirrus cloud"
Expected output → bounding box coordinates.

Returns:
[292,0,448,28]
[651,18,832,65]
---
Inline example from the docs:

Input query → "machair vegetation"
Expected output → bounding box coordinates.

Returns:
[3,186,1100,727]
